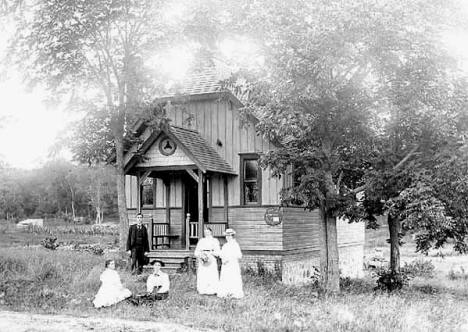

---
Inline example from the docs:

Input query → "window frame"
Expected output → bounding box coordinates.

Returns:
[140,177,156,209]
[239,153,262,206]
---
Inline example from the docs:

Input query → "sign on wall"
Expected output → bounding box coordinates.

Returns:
[264,207,283,226]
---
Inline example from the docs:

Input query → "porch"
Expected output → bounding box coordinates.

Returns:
[124,125,236,270]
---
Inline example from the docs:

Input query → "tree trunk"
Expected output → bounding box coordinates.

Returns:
[71,199,76,222]
[95,206,101,224]
[388,214,401,273]
[319,208,340,292]
[114,125,129,251]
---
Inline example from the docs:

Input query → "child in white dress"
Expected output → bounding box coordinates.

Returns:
[93,260,132,308]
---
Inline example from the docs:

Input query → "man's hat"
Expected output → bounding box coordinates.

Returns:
[150,260,165,267]
[224,228,236,236]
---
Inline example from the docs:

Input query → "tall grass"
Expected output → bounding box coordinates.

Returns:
[22,223,119,236]
[2,247,468,331]
[0,223,119,248]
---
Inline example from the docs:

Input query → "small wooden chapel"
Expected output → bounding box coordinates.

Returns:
[124,63,364,284]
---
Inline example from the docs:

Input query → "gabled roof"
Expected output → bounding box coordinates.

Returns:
[124,125,236,175]
[172,66,224,96]
[155,56,243,108]
[168,126,235,174]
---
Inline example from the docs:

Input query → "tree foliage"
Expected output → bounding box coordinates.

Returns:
[6,0,189,248]
[0,160,117,221]
[228,0,468,290]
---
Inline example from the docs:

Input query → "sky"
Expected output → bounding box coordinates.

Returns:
[0,35,261,170]
[0,5,467,170]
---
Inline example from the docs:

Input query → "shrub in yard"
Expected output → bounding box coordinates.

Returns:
[34,262,62,283]
[374,268,411,292]
[340,277,374,294]
[447,266,468,280]
[401,259,435,278]
[41,237,59,250]
[244,261,282,283]
[0,257,27,278]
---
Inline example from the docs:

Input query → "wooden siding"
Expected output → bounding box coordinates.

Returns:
[210,207,226,222]
[156,178,165,207]
[282,209,365,251]
[211,174,224,206]
[125,175,183,209]
[167,99,282,206]
[282,208,320,251]
[337,217,365,247]
[228,207,283,251]
[125,175,138,209]
[136,136,195,167]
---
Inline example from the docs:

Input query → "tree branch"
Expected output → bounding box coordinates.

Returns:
[393,144,419,171]
[351,144,420,194]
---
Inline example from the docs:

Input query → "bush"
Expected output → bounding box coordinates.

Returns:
[447,266,468,280]
[401,259,435,278]
[340,277,374,293]
[0,257,27,278]
[243,260,282,283]
[34,262,62,283]
[374,268,411,292]
[41,237,59,250]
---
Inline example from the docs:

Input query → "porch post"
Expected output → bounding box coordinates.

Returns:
[164,177,171,249]
[136,171,141,213]
[198,171,204,239]
[223,175,229,225]
[181,180,187,249]
[164,177,171,224]
[208,175,213,223]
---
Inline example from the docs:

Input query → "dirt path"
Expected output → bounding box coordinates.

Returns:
[0,310,212,332]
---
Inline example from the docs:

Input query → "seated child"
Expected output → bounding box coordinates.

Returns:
[93,259,132,308]
[128,260,170,305]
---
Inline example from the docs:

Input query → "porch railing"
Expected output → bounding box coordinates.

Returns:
[189,219,227,239]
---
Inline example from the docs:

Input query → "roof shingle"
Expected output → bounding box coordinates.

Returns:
[168,126,235,175]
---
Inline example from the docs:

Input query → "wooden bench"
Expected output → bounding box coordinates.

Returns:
[152,222,179,250]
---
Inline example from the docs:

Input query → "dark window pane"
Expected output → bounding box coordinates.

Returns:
[142,178,154,206]
[244,160,258,180]
[244,182,258,203]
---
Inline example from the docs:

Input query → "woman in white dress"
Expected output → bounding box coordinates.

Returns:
[194,227,220,295]
[93,259,132,308]
[217,228,244,299]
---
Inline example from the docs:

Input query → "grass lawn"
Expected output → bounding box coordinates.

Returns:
[1,221,468,331]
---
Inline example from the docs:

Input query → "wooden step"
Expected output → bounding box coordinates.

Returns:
[147,250,193,259]
[145,249,196,273]
[143,265,182,274]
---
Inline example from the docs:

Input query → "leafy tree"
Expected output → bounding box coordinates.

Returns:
[0,167,24,220]
[6,0,187,248]
[229,0,468,291]
[78,164,117,224]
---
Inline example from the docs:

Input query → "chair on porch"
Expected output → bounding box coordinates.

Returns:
[152,222,171,249]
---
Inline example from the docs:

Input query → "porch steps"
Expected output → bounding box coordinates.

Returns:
[145,250,195,274]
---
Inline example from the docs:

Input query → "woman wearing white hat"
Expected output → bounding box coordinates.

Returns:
[194,227,220,295]
[217,228,244,298]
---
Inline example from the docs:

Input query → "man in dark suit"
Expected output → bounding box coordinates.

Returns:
[126,212,150,274]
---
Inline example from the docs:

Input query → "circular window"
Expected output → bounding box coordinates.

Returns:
[159,137,177,156]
